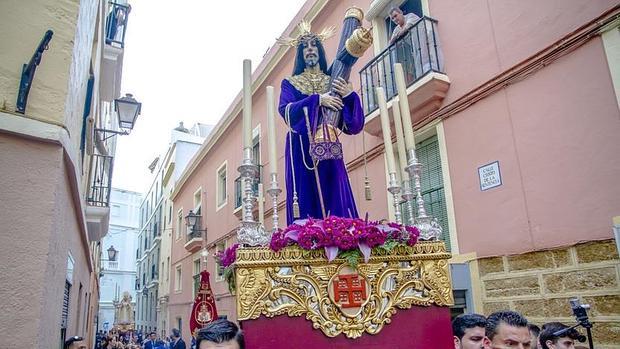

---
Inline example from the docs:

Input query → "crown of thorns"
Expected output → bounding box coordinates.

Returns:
[276,20,335,47]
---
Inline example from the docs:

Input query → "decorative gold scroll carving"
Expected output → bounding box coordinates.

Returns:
[235,242,453,338]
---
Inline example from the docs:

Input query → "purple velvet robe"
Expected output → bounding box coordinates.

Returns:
[278,78,364,225]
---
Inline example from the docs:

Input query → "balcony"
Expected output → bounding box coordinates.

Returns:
[359,17,450,136]
[88,154,114,207]
[105,2,130,48]
[184,225,203,253]
[101,2,131,102]
[86,154,113,241]
[104,260,119,270]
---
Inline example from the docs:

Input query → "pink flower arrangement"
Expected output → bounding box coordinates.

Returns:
[215,243,239,268]
[270,216,420,263]
[219,218,421,268]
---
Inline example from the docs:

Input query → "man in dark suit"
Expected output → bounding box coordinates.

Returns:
[143,332,157,349]
[170,328,187,349]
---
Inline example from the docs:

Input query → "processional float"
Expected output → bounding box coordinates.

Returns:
[224,7,453,348]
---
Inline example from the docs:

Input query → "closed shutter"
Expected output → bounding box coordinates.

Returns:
[61,281,71,328]
[415,135,451,251]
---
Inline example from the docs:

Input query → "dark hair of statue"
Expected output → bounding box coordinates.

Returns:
[196,319,245,349]
[485,310,529,340]
[452,313,487,340]
[292,38,329,76]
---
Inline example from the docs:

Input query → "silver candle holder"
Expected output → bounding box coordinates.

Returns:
[237,147,271,246]
[266,172,282,233]
[387,172,403,226]
[405,148,443,241]
[401,178,416,226]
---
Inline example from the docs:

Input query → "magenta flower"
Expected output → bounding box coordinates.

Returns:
[267,215,420,261]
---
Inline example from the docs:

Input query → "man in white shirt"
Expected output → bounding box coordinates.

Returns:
[389,7,421,44]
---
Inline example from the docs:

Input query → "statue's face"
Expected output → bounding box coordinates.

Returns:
[302,38,319,68]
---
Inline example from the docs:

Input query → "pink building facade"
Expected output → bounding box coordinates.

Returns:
[170,0,620,345]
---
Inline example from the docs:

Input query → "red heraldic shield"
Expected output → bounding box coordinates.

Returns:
[190,270,218,335]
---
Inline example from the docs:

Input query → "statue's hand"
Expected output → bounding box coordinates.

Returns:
[319,93,343,110]
[332,78,353,97]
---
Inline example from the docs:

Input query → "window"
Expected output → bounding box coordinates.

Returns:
[216,162,227,209]
[111,204,121,217]
[76,284,83,334]
[193,259,201,297]
[415,135,450,250]
[176,208,183,240]
[176,318,182,333]
[384,0,423,43]
[60,281,71,346]
[175,265,182,291]
[252,125,261,165]
[194,188,202,215]
[166,257,170,281]
[215,242,226,281]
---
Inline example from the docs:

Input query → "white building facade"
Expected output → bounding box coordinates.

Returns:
[136,123,209,335]
[98,188,142,332]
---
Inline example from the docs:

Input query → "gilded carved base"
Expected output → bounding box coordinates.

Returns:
[235,242,453,338]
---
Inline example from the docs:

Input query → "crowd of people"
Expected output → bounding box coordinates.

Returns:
[63,308,594,349]
[453,310,587,349]
[65,320,243,349]
[64,311,590,349]
[89,328,188,349]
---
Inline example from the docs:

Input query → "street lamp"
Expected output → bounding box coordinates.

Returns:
[107,245,118,261]
[114,93,142,130]
[95,93,142,141]
[185,210,198,230]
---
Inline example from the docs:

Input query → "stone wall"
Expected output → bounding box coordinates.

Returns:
[478,239,620,348]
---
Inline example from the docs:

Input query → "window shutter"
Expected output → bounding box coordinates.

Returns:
[61,281,71,329]
[416,136,451,251]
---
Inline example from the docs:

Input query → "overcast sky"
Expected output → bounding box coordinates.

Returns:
[112,0,307,193]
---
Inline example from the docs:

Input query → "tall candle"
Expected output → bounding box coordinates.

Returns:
[376,87,396,175]
[394,63,416,150]
[243,59,252,149]
[258,183,264,224]
[392,98,408,180]
[266,86,277,175]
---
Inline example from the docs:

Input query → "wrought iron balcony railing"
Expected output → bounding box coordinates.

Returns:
[359,16,443,115]
[105,2,131,48]
[187,225,202,241]
[87,154,114,207]
[104,260,119,270]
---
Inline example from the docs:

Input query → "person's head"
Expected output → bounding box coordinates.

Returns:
[65,336,86,349]
[539,322,582,349]
[149,332,157,340]
[452,313,488,349]
[170,328,181,340]
[486,311,531,348]
[389,7,406,27]
[293,36,328,75]
[196,319,244,349]
[529,324,541,349]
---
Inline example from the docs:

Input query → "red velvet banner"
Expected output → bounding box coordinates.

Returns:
[241,305,453,349]
[189,270,218,335]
